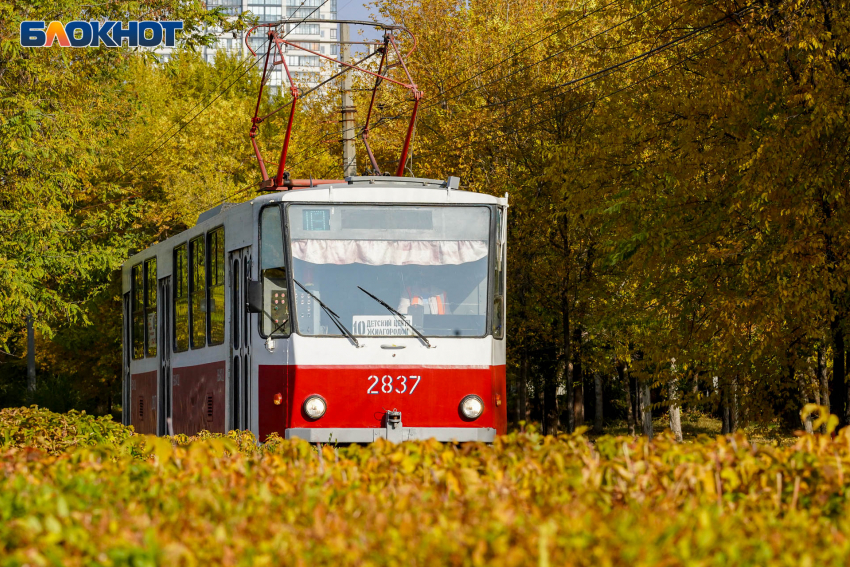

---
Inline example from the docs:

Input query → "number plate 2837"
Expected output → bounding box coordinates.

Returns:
[367,375,421,395]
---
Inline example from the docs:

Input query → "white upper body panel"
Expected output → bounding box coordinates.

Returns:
[122,177,507,293]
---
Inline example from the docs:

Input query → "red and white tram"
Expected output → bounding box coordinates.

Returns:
[122,20,507,442]
[122,176,508,442]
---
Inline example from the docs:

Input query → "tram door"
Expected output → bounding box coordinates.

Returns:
[158,277,172,436]
[230,248,252,431]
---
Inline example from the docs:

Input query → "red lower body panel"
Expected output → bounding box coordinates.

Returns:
[259,365,507,441]
[172,361,226,435]
[130,371,157,435]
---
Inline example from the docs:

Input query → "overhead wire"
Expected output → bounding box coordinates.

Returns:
[380,7,746,161]
[96,0,333,219]
[350,0,693,173]
[372,0,623,120]
[415,28,739,161]
[121,0,329,184]
[486,5,743,110]
[189,0,646,192]
[419,0,673,114]
[200,3,747,201]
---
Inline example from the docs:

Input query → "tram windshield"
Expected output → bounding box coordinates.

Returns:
[287,204,491,338]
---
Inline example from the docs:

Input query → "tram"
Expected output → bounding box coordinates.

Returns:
[122,176,508,442]
[121,20,507,443]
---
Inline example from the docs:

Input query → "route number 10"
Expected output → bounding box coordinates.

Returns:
[367,375,421,395]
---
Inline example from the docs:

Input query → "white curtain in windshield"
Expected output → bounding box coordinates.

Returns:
[291,239,487,266]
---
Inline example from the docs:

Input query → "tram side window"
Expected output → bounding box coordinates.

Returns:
[260,206,290,337]
[131,264,144,359]
[190,236,206,348]
[145,258,157,357]
[492,209,505,339]
[174,244,189,352]
[208,227,225,345]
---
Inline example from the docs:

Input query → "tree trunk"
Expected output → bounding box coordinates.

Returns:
[668,378,682,442]
[559,215,573,434]
[818,345,829,433]
[593,371,603,434]
[535,369,544,425]
[571,325,583,430]
[831,321,846,426]
[720,379,731,435]
[618,362,635,436]
[633,372,641,432]
[804,393,815,434]
[519,350,529,425]
[27,313,36,401]
[544,359,563,435]
[730,375,739,433]
[640,381,652,439]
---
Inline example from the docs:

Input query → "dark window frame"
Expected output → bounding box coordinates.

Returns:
[131,263,144,360]
[189,235,206,349]
[144,258,158,357]
[173,243,189,353]
[206,226,226,346]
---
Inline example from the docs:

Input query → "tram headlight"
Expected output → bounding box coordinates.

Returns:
[460,395,484,419]
[303,395,327,420]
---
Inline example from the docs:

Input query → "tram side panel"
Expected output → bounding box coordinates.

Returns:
[172,361,227,435]
[130,371,158,434]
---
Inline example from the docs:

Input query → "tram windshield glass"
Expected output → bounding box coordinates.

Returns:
[287,205,491,337]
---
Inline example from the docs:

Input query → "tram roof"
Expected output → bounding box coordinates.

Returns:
[123,176,507,276]
[199,176,506,223]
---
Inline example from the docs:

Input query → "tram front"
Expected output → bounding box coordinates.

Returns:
[254,178,507,443]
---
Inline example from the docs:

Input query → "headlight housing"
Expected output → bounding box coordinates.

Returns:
[460,395,484,419]
[303,395,327,420]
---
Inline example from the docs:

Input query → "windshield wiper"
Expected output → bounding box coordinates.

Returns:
[357,286,432,348]
[293,279,360,347]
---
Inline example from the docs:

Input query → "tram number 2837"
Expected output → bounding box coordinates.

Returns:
[367,375,422,395]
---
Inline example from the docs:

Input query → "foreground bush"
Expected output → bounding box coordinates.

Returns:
[1,407,850,565]
[0,406,133,454]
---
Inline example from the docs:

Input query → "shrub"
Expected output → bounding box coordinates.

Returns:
[1,407,850,565]
[0,406,133,454]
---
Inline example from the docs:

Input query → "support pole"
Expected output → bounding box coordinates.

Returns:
[340,23,357,178]
[27,313,36,401]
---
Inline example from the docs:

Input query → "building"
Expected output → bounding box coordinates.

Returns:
[169,0,341,89]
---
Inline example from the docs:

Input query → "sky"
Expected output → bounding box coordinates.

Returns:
[337,0,383,43]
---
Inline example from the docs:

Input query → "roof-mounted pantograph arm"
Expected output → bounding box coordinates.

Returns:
[244,19,421,190]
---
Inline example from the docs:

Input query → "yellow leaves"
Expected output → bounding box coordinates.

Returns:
[5,417,850,565]
[801,404,839,435]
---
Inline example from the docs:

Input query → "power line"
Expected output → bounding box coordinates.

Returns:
[120,53,267,181]
[409,9,742,157]
[204,29,734,206]
[360,0,681,152]
[416,30,736,161]
[421,0,622,107]
[488,5,742,111]
[420,0,673,114]
[121,0,328,182]
[374,0,622,119]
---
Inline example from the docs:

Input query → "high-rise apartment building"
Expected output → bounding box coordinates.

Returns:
[164,0,340,89]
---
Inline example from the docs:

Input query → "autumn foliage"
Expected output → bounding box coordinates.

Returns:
[0,407,849,564]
